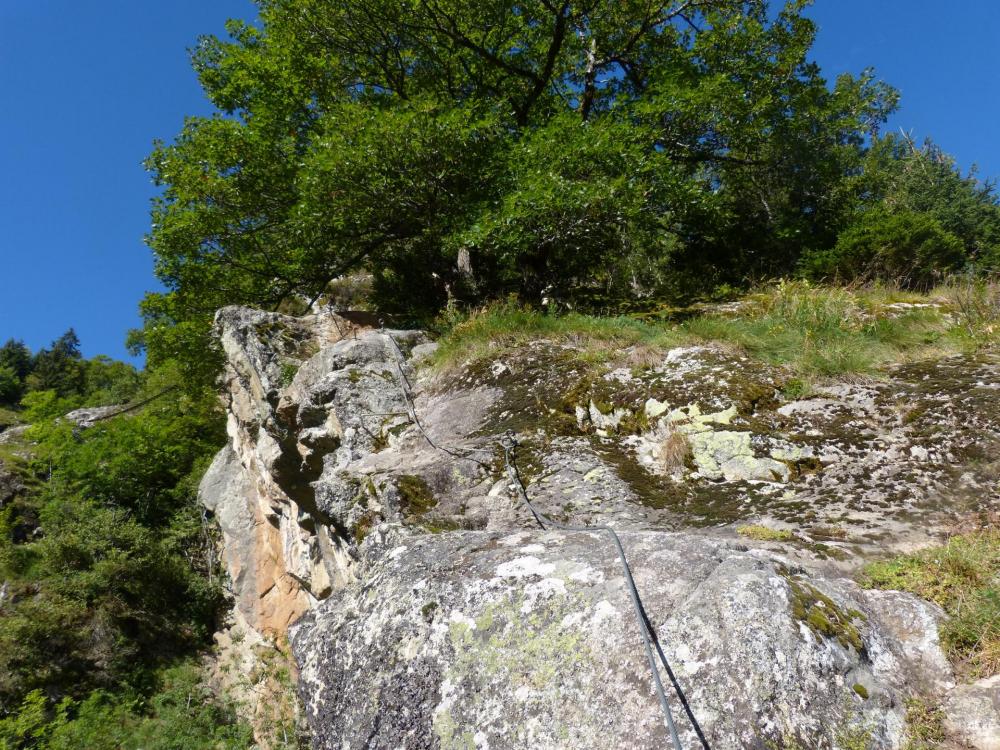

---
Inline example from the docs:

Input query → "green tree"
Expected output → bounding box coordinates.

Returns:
[0,365,225,714]
[27,331,84,398]
[142,0,897,371]
[0,341,32,406]
[857,135,1000,268]
[800,210,965,289]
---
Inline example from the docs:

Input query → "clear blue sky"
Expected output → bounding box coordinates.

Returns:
[0,0,997,362]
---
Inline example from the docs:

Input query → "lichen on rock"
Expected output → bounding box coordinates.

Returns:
[198,307,1000,749]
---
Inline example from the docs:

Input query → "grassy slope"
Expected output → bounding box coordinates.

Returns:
[432,280,1000,379]
[860,530,999,680]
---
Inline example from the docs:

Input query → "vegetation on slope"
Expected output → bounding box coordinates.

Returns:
[432,279,1000,378]
[861,529,1000,680]
[0,335,250,748]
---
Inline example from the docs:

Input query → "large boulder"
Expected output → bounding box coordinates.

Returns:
[199,306,999,748]
[291,527,944,750]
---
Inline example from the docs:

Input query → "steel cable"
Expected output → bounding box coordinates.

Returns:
[376,329,703,748]
[500,431,685,749]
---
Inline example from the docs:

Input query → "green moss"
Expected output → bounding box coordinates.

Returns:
[347,368,363,383]
[737,524,794,542]
[421,518,464,533]
[278,361,301,388]
[618,408,651,435]
[421,601,438,622]
[902,403,930,425]
[736,381,779,415]
[396,474,437,517]
[852,683,869,700]
[786,578,864,651]
[591,399,614,416]
[352,511,379,544]
[781,378,812,399]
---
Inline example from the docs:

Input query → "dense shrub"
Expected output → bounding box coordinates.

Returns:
[0,356,230,747]
[800,210,966,289]
[0,663,252,750]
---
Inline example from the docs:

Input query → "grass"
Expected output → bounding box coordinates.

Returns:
[737,524,794,542]
[431,280,998,378]
[933,275,1000,339]
[859,529,1000,679]
[683,280,961,376]
[656,428,692,472]
[431,299,687,370]
[902,697,947,750]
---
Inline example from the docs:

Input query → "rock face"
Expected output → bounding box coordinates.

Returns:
[63,404,122,428]
[943,675,1000,750]
[293,528,949,750]
[201,306,999,749]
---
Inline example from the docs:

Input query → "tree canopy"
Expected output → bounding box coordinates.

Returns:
[140,0,1000,375]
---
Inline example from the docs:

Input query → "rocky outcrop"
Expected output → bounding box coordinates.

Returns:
[200,306,999,749]
[63,404,121,428]
[293,527,952,749]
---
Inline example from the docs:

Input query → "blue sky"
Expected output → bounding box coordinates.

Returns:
[0,0,997,362]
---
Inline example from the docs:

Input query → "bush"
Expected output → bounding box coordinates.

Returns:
[0,369,226,712]
[0,663,253,750]
[801,210,966,289]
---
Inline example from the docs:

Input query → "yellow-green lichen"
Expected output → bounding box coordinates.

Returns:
[439,593,590,742]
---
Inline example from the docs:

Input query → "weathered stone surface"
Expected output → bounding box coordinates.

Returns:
[63,404,120,428]
[200,306,999,749]
[0,424,27,446]
[943,675,1000,750]
[292,526,946,750]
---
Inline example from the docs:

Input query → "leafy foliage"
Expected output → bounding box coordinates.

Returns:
[800,210,965,289]
[0,663,252,750]
[0,339,233,746]
[141,0,908,373]
[859,136,1000,268]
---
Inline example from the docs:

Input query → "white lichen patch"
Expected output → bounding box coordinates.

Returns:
[521,578,568,614]
[495,556,556,579]
[644,398,670,418]
[518,543,546,554]
[603,367,634,384]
